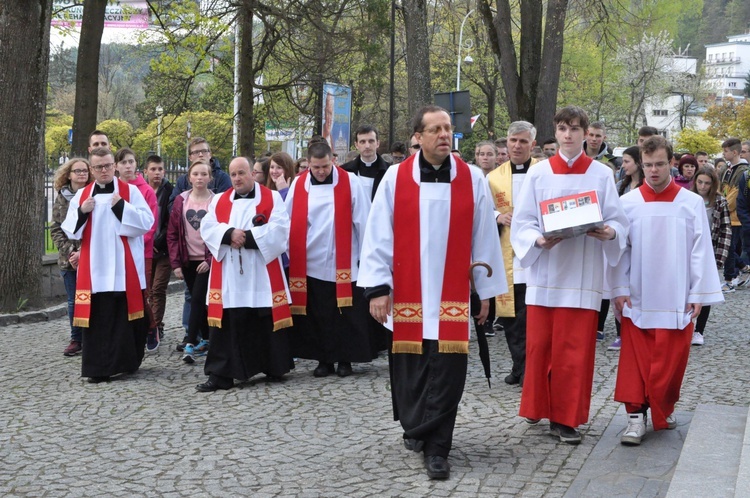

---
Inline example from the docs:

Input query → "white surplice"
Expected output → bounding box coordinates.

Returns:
[284,168,370,282]
[357,155,508,340]
[62,182,154,292]
[510,158,629,311]
[200,188,290,309]
[607,184,724,330]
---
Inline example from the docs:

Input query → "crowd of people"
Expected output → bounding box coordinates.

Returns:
[48,105,750,480]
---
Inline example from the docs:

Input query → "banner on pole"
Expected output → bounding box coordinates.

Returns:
[52,1,150,29]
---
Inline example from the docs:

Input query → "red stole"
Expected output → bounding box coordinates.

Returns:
[206,187,293,331]
[639,179,680,202]
[73,179,144,327]
[392,157,474,354]
[549,152,593,174]
[288,167,353,315]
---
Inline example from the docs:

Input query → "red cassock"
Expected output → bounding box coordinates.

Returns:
[520,305,599,428]
[614,317,692,431]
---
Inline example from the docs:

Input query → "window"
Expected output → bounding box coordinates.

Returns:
[652,110,668,117]
[729,82,737,88]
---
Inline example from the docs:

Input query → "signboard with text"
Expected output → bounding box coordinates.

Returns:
[52,1,150,29]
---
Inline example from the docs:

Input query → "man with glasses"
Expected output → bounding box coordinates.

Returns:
[359,105,506,480]
[609,136,722,445]
[170,137,231,204]
[62,147,154,384]
[409,133,420,156]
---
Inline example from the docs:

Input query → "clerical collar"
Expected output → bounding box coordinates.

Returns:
[93,182,114,194]
[418,152,451,183]
[511,158,533,171]
[361,158,375,167]
[235,187,255,199]
[559,150,583,168]
[310,172,334,185]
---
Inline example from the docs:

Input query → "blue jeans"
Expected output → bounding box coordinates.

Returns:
[61,270,83,342]
[182,283,191,331]
[724,226,748,281]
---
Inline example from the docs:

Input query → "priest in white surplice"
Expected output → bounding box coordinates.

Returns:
[285,141,373,378]
[198,157,294,392]
[510,106,629,444]
[62,147,154,384]
[609,136,723,446]
[358,105,506,480]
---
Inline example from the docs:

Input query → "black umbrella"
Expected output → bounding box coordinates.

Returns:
[469,262,493,388]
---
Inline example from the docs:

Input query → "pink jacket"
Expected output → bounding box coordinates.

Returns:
[129,174,158,258]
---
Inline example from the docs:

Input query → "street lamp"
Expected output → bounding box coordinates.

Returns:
[456,9,475,92]
[155,104,164,156]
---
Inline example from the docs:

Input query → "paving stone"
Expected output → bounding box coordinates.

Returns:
[1,286,748,495]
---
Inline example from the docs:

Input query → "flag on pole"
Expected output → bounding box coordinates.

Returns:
[470,114,481,129]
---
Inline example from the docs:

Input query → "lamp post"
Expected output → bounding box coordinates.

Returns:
[455,9,474,149]
[456,9,475,92]
[155,104,164,156]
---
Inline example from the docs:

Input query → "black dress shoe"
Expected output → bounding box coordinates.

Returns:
[504,373,520,385]
[403,438,424,453]
[87,376,110,384]
[196,379,233,392]
[549,422,581,444]
[424,455,450,480]
[313,362,335,377]
[336,362,353,377]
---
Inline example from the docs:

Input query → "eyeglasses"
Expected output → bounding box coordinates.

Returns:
[642,161,670,169]
[91,163,115,171]
[410,144,421,150]
[71,169,89,175]
[189,148,210,156]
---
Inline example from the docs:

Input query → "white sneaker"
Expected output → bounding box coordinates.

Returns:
[736,273,750,288]
[621,413,647,445]
[691,331,704,346]
[722,282,735,293]
[666,413,677,430]
[731,277,740,287]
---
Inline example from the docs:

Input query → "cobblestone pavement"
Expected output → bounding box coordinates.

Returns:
[1,285,748,497]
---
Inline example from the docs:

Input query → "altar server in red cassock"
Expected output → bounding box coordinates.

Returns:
[358,105,507,480]
[510,106,629,444]
[609,136,723,445]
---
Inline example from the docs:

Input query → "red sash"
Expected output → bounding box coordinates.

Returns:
[549,152,593,174]
[206,187,293,331]
[288,167,353,315]
[392,157,474,354]
[73,179,145,327]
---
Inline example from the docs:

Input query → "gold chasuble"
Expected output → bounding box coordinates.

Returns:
[486,158,538,317]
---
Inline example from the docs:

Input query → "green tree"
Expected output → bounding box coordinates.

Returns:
[96,119,135,151]
[674,128,721,155]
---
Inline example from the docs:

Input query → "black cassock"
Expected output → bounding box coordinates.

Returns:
[81,292,148,378]
[205,307,294,381]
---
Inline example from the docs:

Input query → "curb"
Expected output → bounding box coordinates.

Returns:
[0,280,186,328]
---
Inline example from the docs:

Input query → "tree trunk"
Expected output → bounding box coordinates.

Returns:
[238,1,255,158]
[535,0,568,141]
[0,1,52,310]
[481,0,567,141]
[402,0,432,118]
[71,0,107,156]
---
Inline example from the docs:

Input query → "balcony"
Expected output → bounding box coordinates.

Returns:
[705,56,741,65]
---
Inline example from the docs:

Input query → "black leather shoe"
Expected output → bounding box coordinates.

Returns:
[549,422,581,444]
[336,362,353,377]
[424,455,450,480]
[196,379,233,392]
[403,438,424,453]
[313,362,335,377]
[87,376,110,384]
[504,373,520,385]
